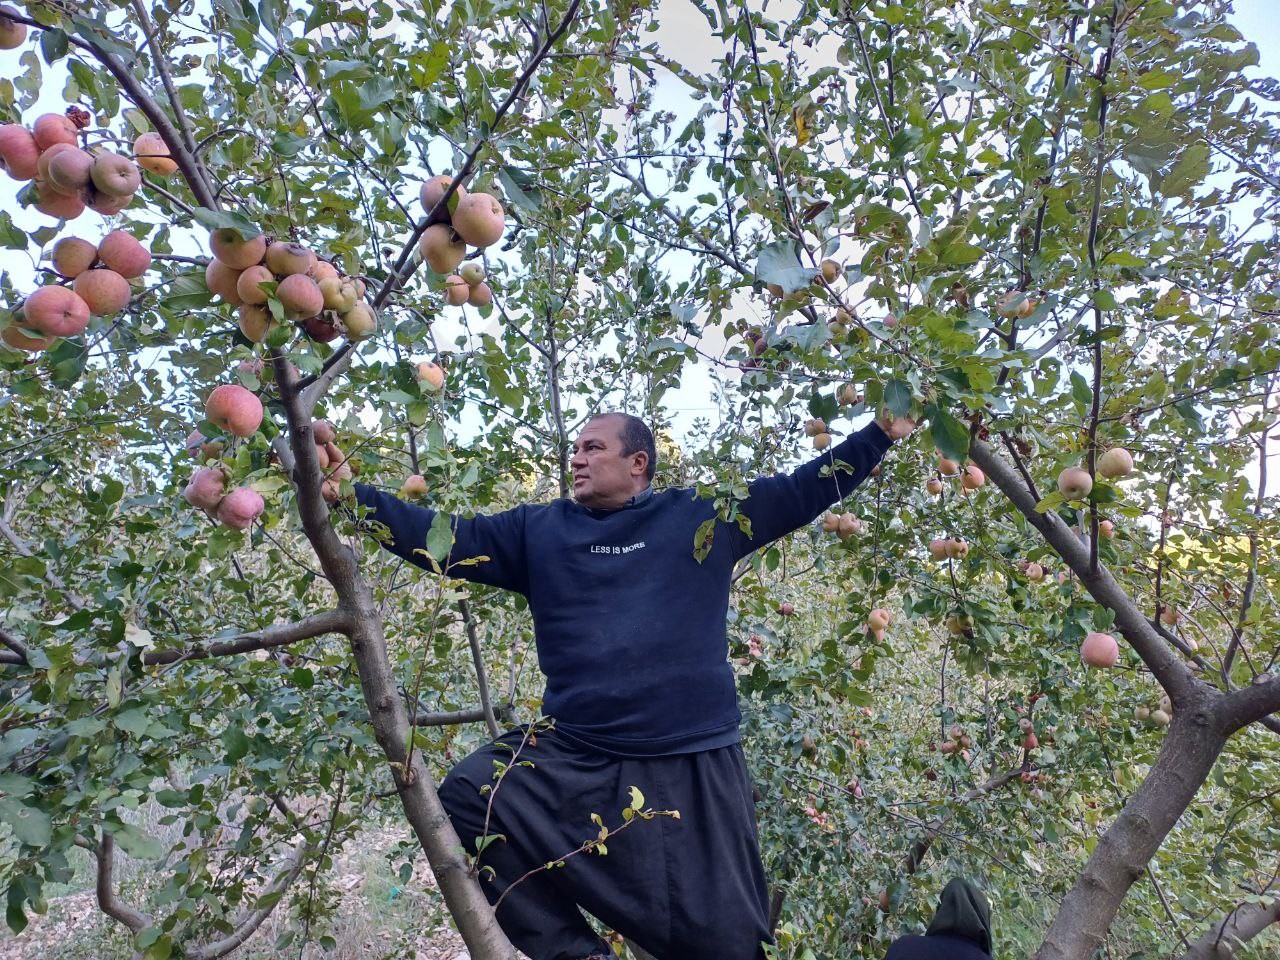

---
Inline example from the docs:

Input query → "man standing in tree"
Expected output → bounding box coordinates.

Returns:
[326,410,913,960]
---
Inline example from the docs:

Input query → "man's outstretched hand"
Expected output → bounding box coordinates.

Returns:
[875,410,918,441]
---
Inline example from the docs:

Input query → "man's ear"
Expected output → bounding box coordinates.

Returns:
[632,452,650,479]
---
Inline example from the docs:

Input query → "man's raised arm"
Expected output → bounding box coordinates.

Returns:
[728,413,914,560]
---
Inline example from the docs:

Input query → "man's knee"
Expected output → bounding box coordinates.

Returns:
[438,749,497,835]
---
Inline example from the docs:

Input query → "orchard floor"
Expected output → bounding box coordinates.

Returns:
[0,824,472,960]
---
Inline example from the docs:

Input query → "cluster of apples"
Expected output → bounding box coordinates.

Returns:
[416,174,502,307]
[3,229,153,352]
[927,537,970,561]
[1057,447,1134,500]
[180,384,269,530]
[766,258,842,303]
[1134,693,1173,728]
[804,417,830,450]
[309,420,352,487]
[936,724,973,760]
[820,510,863,540]
[202,229,376,345]
[0,111,148,220]
[926,453,985,496]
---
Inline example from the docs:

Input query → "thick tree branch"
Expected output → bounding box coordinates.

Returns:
[92,833,152,933]
[968,439,1198,702]
[142,610,351,666]
[1219,676,1280,735]
[1178,897,1280,960]
[0,625,28,664]
[412,704,515,728]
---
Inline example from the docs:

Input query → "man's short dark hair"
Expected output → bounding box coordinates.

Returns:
[595,412,657,483]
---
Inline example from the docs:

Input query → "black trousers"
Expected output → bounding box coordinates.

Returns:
[438,726,773,960]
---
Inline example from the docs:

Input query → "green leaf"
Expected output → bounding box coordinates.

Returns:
[47,337,88,389]
[39,29,69,63]
[0,212,26,249]
[223,726,250,763]
[0,797,51,846]
[190,207,262,241]
[107,821,166,859]
[883,379,912,417]
[113,708,151,736]
[426,511,454,565]
[925,405,969,463]
[755,239,813,294]
[498,166,543,213]
[1159,141,1210,198]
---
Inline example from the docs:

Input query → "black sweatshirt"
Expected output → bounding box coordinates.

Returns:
[354,421,893,756]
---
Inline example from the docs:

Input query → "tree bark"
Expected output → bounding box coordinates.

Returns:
[1033,700,1227,960]
[1179,897,1280,960]
[272,360,516,958]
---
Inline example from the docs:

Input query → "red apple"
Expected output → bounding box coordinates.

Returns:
[33,179,86,220]
[276,274,323,320]
[46,147,94,194]
[216,486,264,530]
[418,223,466,274]
[467,282,493,307]
[209,228,267,270]
[183,465,229,511]
[264,241,316,277]
[22,285,90,337]
[89,152,141,197]
[1080,631,1119,668]
[96,230,151,279]
[1,325,54,352]
[1057,467,1093,500]
[206,384,264,437]
[451,192,505,247]
[444,274,469,306]
[236,264,274,305]
[1097,447,1133,479]
[73,268,132,315]
[51,236,98,279]
[0,5,27,50]
[419,173,465,222]
[0,124,39,180]
[205,258,243,304]
[416,360,445,391]
[133,132,177,176]
[32,113,78,151]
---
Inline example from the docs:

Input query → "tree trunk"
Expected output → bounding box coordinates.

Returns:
[274,362,516,959]
[1033,699,1227,960]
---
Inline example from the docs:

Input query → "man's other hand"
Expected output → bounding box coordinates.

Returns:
[875,410,917,441]
[320,441,352,504]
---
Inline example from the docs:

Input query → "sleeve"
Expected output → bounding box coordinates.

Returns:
[352,483,530,595]
[728,421,893,560]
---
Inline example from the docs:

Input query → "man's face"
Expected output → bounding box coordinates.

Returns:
[570,417,646,509]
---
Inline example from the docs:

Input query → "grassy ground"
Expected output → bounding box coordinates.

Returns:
[0,820,469,960]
